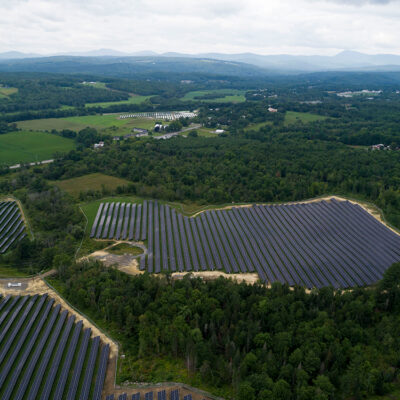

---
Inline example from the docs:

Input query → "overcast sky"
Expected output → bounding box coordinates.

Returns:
[1,0,400,55]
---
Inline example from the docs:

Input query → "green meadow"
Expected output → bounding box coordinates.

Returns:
[17,114,158,136]
[0,131,75,165]
[284,111,328,125]
[181,89,246,103]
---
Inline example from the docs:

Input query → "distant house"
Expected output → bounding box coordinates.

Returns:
[93,141,104,149]
[113,136,120,141]
[268,107,278,113]
[124,133,134,139]
[154,124,167,132]
[371,144,390,151]
[215,129,225,134]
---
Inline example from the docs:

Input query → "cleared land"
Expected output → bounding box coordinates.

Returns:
[52,173,132,197]
[89,199,400,289]
[181,89,246,103]
[86,95,153,108]
[244,121,273,131]
[0,131,75,165]
[0,293,110,400]
[284,111,328,125]
[17,115,159,137]
[0,86,18,98]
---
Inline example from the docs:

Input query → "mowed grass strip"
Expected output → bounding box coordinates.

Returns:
[284,111,328,125]
[51,173,132,197]
[0,131,75,165]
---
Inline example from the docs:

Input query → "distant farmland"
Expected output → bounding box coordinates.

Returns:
[181,89,246,103]
[89,199,400,289]
[0,131,75,165]
[17,115,158,137]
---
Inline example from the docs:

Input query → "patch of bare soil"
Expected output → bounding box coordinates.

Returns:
[172,270,260,285]
[81,240,146,276]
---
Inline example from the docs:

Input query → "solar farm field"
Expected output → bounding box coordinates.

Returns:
[0,201,26,253]
[89,199,400,289]
[0,294,110,400]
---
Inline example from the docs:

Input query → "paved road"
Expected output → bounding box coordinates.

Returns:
[9,159,54,170]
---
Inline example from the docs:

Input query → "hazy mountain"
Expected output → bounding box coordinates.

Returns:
[1,50,400,73]
[0,55,268,77]
[0,51,40,60]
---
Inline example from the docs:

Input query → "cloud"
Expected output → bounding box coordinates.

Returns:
[0,0,399,55]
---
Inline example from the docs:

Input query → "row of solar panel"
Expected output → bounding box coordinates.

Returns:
[0,201,26,253]
[90,199,400,288]
[106,391,195,400]
[0,295,109,400]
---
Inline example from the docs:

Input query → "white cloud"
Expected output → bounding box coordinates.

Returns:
[0,0,399,55]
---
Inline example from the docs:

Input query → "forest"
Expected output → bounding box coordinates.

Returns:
[50,260,400,400]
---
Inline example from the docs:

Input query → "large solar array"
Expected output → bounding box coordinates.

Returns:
[0,294,110,400]
[90,199,400,289]
[0,201,26,254]
[119,111,197,120]
[106,390,194,400]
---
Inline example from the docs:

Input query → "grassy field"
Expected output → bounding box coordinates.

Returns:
[244,121,273,131]
[51,173,132,197]
[108,243,144,256]
[0,86,18,98]
[86,95,153,108]
[0,131,75,165]
[17,115,159,136]
[181,89,246,103]
[284,111,328,125]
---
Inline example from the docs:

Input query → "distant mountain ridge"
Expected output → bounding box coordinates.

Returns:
[1,50,400,73]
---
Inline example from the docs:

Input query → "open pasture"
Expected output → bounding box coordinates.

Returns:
[0,131,75,165]
[86,94,153,108]
[284,111,328,125]
[52,173,132,197]
[89,199,400,289]
[17,115,158,136]
[0,201,26,253]
[181,89,246,103]
[0,294,109,400]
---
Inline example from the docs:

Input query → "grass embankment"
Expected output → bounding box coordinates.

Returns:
[17,115,160,137]
[181,89,246,103]
[0,131,75,165]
